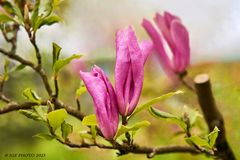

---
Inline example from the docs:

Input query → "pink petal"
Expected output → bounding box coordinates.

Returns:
[115,27,131,115]
[154,13,175,52]
[80,67,119,139]
[170,20,190,72]
[115,26,146,116]
[126,26,144,113]
[164,11,180,28]
[139,40,153,64]
[142,19,174,77]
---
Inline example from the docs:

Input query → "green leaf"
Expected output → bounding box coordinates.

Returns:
[76,86,87,97]
[90,126,97,139]
[116,120,150,138]
[183,106,202,126]
[207,126,220,148]
[149,107,187,131]
[52,42,61,67]
[33,106,47,121]
[33,133,55,140]
[61,121,73,140]
[79,131,93,139]
[0,14,15,23]
[1,1,15,15]
[22,88,41,103]
[47,109,68,131]
[82,114,97,126]
[31,0,59,31]
[38,15,61,29]
[10,64,26,73]
[39,0,54,17]
[30,0,40,26]
[19,110,42,121]
[53,54,82,74]
[12,5,24,25]
[131,90,183,117]
[185,135,210,148]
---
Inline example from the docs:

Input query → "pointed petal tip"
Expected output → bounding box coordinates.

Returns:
[141,18,148,26]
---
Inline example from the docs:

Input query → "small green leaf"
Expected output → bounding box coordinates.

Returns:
[149,107,187,131]
[90,126,97,139]
[207,126,220,148]
[30,0,40,26]
[183,106,202,126]
[12,5,24,25]
[19,110,42,121]
[131,90,183,117]
[0,14,15,22]
[1,1,14,15]
[53,54,82,74]
[76,86,87,97]
[82,114,97,126]
[39,0,54,17]
[38,15,61,28]
[47,109,68,132]
[79,131,93,139]
[52,42,61,67]
[33,133,55,140]
[22,88,41,103]
[33,106,47,121]
[185,135,210,148]
[10,64,26,72]
[116,120,150,138]
[61,121,73,140]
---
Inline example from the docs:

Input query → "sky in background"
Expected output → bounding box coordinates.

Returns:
[15,0,240,63]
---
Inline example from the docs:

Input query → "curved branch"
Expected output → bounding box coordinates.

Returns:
[60,140,200,158]
[0,48,53,96]
[0,99,85,121]
[0,101,44,114]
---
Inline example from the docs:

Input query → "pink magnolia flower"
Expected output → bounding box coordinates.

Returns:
[80,66,119,140]
[115,26,153,116]
[142,11,190,78]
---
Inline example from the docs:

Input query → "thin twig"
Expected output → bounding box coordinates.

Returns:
[179,73,195,92]
[0,48,53,96]
[0,93,11,103]
[76,98,81,111]
[25,28,42,66]
[53,75,59,98]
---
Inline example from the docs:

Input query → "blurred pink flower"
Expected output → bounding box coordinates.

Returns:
[142,11,190,78]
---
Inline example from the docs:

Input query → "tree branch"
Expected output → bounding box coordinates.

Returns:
[0,101,45,114]
[194,73,236,160]
[0,93,11,103]
[0,99,85,121]
[0,48,53,96]
[25,28,42,66]
[58,138,200,158]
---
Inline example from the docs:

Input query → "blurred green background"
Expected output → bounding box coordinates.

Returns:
[1,0,240,160]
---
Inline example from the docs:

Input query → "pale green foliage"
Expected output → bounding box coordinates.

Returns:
[22,88,41,103]
[115,120,150,138]
[47,109,68,131]
[82,114,97,126]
